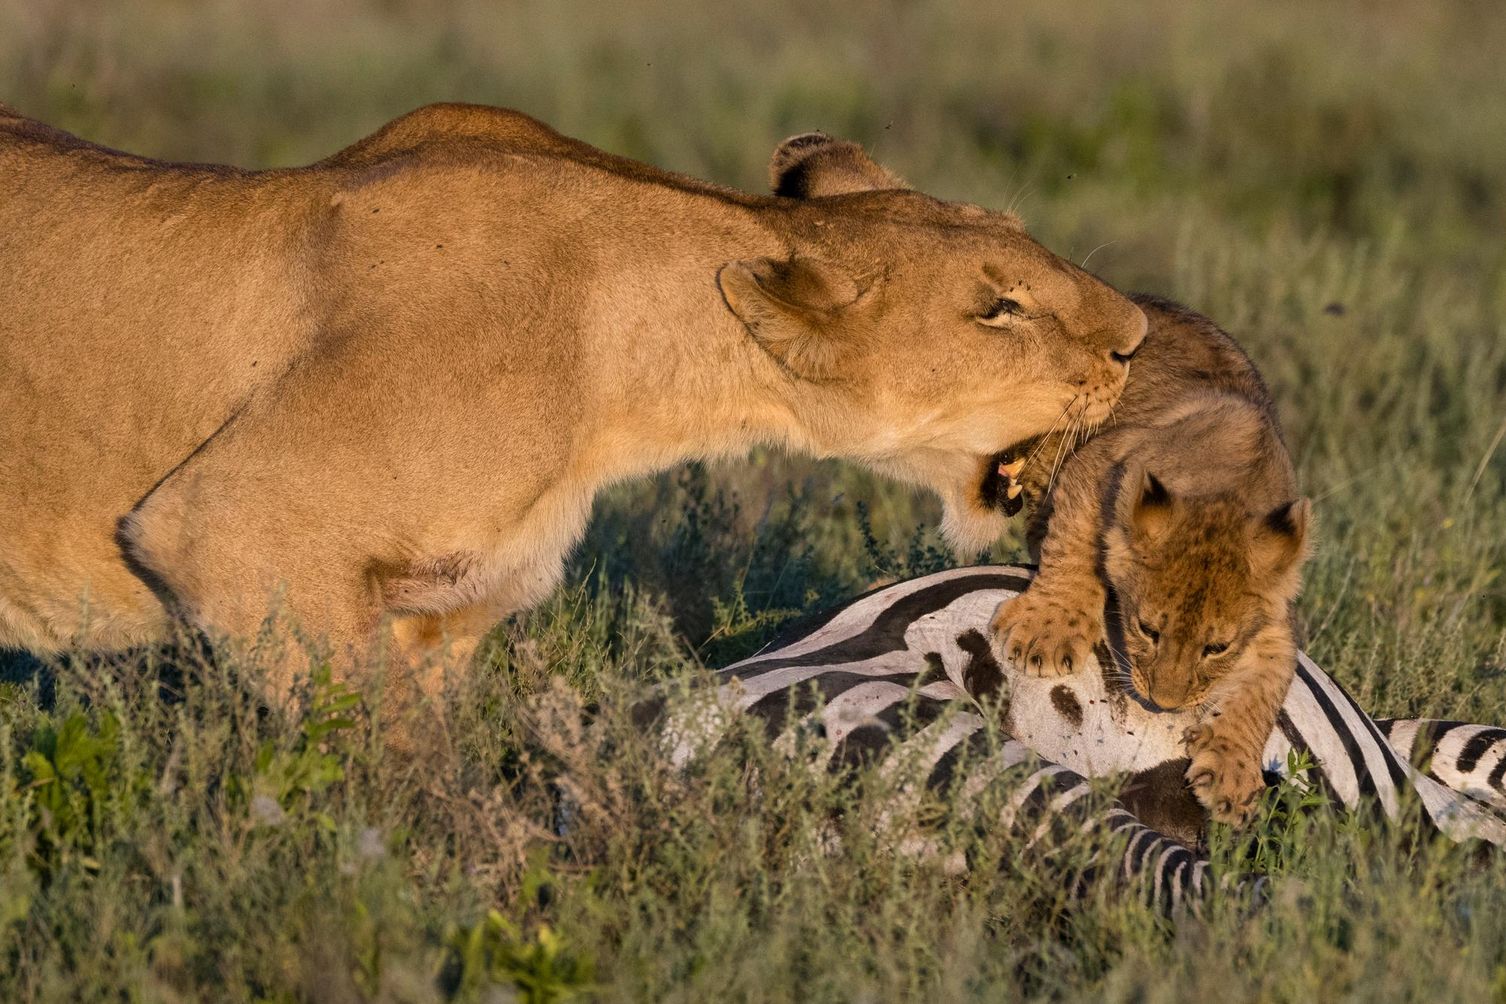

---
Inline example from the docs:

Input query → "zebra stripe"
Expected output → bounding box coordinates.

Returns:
[1375,717,1506,815]
[1261,663,1506,842]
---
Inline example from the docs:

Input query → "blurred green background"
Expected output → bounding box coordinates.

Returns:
[3,1,1506,999]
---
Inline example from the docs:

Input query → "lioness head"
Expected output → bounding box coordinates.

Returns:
[1102,467,1312,710]
[719,133,1147,551]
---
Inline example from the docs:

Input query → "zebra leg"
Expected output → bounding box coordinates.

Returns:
[958,742,1265,915]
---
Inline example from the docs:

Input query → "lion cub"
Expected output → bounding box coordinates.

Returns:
[990,295,1312,825]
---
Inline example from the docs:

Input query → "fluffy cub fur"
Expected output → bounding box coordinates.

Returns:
[990,296,1312,825]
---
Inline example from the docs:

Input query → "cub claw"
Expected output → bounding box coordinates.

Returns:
[990,587,1101,678]
[1184,723,1265,828]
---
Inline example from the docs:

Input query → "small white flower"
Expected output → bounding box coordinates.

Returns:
[250,794,286,827]
[357,827,386,861]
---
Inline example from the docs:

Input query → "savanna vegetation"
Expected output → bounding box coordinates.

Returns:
[2,1,1505,999]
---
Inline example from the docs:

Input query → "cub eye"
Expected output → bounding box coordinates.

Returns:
[977,297,1023,323]
[1202,641,1230,658]
[1137,620,1160,644]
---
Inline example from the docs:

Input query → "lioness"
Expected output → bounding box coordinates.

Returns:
[989,297,1312,824]
[0,103,1144,706]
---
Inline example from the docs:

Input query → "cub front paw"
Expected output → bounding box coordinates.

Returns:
[990,588,1100,677]
[1183,724,1266,827]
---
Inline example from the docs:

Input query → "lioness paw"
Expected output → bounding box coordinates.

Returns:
[1183,724,1265,828]
[990,588,1100,677]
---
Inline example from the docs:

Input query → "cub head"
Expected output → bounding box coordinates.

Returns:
[718,132,1148,553]
[1102,466,1312,710]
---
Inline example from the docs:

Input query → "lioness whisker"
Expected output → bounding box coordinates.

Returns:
[1021,397,1077,470]
[1045,401,1083,496]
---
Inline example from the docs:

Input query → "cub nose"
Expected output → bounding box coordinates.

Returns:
[1147,678,1193,711]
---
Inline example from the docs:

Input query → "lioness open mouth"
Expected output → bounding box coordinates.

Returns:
[978,439,1037,516]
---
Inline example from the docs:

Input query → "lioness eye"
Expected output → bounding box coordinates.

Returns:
[1202,641,1229,658]
[1137,620,1160,643]
[978,297,1023,322]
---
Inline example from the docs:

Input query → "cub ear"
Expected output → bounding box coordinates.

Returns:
[1125,467,1174,541]
[769,132,909,198]
[1250,497,1313,576]
[717,254,870,381]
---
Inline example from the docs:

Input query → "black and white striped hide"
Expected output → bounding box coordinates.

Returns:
[663,565,1506,911]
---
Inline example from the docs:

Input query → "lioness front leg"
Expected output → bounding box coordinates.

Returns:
[388,602,508,699]
[119,486,436,725]
[991,438,1124,676]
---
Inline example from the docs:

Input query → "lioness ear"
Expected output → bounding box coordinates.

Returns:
[769,132,909,198]
[717,255,869,381]
[1250,498,1313,576]
[1127,469,1174,541]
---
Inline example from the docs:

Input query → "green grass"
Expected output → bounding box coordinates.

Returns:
[3,0,1506,999]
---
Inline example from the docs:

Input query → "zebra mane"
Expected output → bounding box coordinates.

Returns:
[664,565,1506,910]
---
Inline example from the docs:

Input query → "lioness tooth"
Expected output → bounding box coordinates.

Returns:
[1007,482,1023,500]
[999,456,1026,479]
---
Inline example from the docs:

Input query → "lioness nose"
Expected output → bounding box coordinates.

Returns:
[1108,304,1148,366]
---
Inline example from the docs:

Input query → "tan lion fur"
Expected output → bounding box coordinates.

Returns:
[990,296,1312,825]
[0,103,1146,705]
